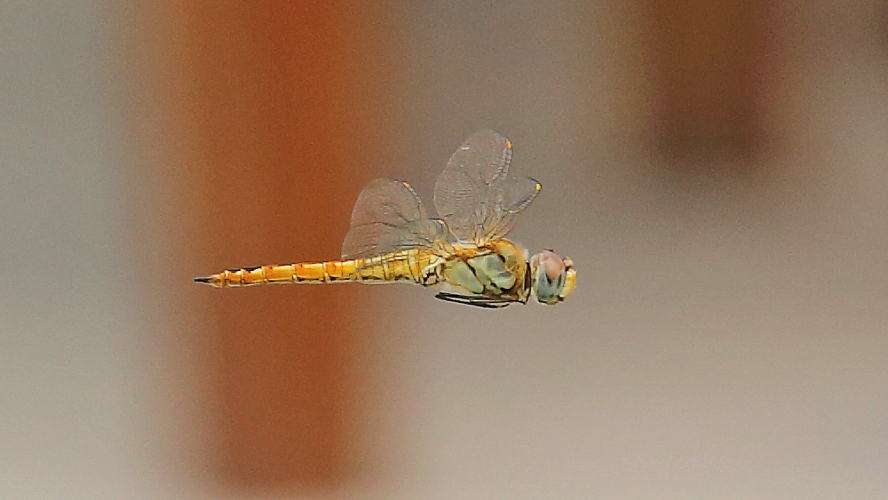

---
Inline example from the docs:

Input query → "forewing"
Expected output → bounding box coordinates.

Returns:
[433,130,539,243]
[341,179,444,259]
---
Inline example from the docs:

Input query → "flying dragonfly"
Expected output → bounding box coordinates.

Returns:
[195,130,576,308]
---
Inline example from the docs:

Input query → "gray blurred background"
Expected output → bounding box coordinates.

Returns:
[2,1,887,499]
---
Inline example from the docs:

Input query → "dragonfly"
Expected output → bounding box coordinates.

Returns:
[195,130,576,308]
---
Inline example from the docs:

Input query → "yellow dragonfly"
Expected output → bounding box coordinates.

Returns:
[195,130,576,308]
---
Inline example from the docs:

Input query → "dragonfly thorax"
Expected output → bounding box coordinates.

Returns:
[431,239,531,303]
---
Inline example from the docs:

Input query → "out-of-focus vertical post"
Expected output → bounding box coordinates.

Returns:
[182,2,403,486]
[643,0,773,161]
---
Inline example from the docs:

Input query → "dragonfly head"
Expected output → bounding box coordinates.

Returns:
[529,250,576,305]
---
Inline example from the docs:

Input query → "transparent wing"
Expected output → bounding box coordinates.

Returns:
[433,130,541,243]
[341,178,446,259]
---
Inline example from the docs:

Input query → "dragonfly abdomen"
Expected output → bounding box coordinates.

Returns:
[194,249,438,288]
[193,262,353,287]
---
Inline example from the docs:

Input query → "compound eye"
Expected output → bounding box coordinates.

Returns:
[538,251,565,280]
[534,251,566,304]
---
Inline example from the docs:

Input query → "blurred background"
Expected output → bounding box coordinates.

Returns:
[2,1,888,499]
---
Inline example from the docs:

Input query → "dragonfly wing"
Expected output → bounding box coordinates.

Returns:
[482,175,541,241]
[341,178,446,259]
[433,130,541,243]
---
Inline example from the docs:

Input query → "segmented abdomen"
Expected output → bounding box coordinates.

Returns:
[194,249,437,288]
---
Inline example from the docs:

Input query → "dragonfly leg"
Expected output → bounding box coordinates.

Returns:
[434,291,513,309]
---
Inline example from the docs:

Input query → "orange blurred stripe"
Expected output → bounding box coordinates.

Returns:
[182,2,404,486]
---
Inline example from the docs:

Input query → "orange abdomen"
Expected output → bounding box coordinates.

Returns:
[194,249,437,288]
